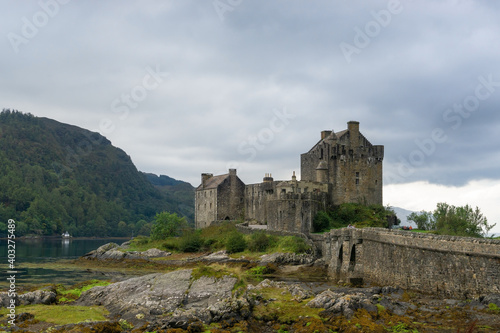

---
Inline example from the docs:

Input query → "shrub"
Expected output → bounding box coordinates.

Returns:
[279,236,310,254]
[225,231,247,253]
[312,211,332,232]
[248,231,270,252]
[178,230,204,252]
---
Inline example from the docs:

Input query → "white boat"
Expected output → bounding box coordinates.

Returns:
[62,231,72,239]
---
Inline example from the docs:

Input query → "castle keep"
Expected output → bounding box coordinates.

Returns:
[195,121,384,232]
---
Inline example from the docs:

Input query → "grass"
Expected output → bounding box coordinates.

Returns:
[56,279,111,303]
[0,304,109,325]
[127,222,311,256]
[251,286,322,324]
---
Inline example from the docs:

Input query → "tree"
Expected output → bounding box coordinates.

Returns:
[407,211,435,230]
[151,212,188,240]
[433,203,495,238]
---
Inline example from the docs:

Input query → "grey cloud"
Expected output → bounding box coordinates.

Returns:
[1,0,499,187]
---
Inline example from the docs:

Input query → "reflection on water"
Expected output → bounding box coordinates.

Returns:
[0,238,129,288]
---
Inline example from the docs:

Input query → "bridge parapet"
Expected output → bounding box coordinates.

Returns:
[322,228,500,298]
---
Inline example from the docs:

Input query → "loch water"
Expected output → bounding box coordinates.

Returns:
[0,238,128,288]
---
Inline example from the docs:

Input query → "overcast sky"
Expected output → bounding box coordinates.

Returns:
[1,1,499,233]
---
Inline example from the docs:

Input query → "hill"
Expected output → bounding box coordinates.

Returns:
[142,173,194,222]
[390,206,417,228]
[0,110,193,237]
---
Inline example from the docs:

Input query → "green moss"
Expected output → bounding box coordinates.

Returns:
[251,287,321,324]
[0,304,109,325]
[56,279,111,303]
[488,303,500,313]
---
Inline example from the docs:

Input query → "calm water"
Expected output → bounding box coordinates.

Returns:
[0,238,129,288]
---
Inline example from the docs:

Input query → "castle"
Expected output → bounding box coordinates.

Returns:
[195,121,384,233]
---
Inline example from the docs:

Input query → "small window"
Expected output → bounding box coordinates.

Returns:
[210,203,212,209]
[320,148,324,159]
[375,180,378,185]
[355,172,360,185]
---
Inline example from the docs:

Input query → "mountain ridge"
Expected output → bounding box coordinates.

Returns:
[0,110,193,237]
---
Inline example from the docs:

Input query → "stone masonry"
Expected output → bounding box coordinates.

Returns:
[316,227,500,298]
[195,121,384,231]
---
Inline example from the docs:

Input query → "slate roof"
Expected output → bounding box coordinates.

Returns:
[196,174,229,190]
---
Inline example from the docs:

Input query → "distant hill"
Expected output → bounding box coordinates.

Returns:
[390,206,417,228]
[142,173,194,222]
[0,110,193,237]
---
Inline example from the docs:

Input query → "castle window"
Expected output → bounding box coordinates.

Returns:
[320,148,324,159]
[355,172,360,185]
[210,203,212,209]
[375,180,378,185]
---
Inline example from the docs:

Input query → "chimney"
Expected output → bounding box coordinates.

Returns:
[201,173,213,187]
[229,169,237,177]
[321,130,332,140]
[348,121,360,147]
[347,121,359,134]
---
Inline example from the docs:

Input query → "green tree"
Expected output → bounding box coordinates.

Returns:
[407,211,435,230]
[433,203,495,238]
[151,212,188,240]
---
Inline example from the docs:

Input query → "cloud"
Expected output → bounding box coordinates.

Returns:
[384,180,500,235]
[0,0,499,195]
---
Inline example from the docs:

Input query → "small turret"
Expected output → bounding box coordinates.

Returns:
[316,161,328,183]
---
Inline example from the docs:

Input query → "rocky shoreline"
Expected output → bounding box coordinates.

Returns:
[1,243,500,332]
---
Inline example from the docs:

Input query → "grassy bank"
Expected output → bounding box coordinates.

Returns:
[124,222,310,256]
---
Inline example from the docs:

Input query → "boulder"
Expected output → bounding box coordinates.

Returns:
[77,269,193,321]
[481,293,500,307]
[141,248,171,258]
[0,290,56,308]
[76,268,247,327]
[259,252,316,265]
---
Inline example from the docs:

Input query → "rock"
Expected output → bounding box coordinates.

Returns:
[77,268,246,328]
[77,269,193,321]
[81,242,120,259]
[187,275,237,309]
[16,312,35,322]
[202,250,230,262]
[120,240,132,248]
[0,290,57,308]
[141,248,171,258]
[259,252,316,265]
[99,249,126,260]
[81,242,151,260]
[252,279,314,302]
[306,290,342,310]
[481,293,500,307]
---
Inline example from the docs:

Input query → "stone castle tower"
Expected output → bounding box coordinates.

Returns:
[195,121,384,232]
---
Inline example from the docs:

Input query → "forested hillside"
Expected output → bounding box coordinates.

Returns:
[0,110,193,237]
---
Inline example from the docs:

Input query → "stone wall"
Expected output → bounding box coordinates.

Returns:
[195,188,217,229]
[216,172,245,221]
[322,228,500,298]
[266,192,328,234]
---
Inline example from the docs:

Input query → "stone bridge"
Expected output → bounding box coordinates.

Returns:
[310,228,500,298]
